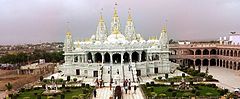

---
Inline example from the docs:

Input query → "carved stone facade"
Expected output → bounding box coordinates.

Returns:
[59,7,177,82]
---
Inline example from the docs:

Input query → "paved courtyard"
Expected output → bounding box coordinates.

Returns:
[93,87,144,99]
[201,66,240,92]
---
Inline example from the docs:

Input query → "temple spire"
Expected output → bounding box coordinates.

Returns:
[95,8,108,42]
[125,8,137,41]
[159,19,169,49]
[111,2,121,33]
[64,22,73,52]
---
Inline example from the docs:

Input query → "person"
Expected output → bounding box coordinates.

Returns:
[128,85,131,94]
[93,89,97,98]
[128,79,131,86]
[134,85,137,94]
[124,86,128,94]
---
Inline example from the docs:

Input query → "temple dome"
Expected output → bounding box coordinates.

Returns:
[107,28,128,44]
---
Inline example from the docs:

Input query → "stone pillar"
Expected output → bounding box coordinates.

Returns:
[121,53,124,64]
[129,52,132,63]
[78,55,80,63]
[110,52,113,64]
[92,53,95,63]
[139,52,142,62]
[85,54,87,62]
[101,53,104,64]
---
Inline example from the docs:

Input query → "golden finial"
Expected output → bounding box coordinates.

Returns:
[66,21,71,37]
[100,8,104,22]
[114,2,118,17]
[128,8,132,21]
[162,18,168,33]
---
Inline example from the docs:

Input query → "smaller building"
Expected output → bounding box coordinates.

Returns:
[20,63,56,75]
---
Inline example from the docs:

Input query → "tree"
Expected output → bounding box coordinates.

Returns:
[5,82,13,91]
[40,76,44,82]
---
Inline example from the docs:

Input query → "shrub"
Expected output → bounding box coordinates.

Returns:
[198,72,206,77]
[158,77,162,80]
[182,73,185,77]
[165,74,168,79]
[191,89,196,93]
[150,92,157,97]
[167,88,174,92]
[62,83,65,88]
[206,92,213,96]
[150,81,155,85]
[147,87,154,92]
[37,95,41,99]
[57,79,64,83]
[67,76,71,82]
[146,82,150,86]
[207,75,213,79]
[82,83,86,87]
[183,92,193,97]
[23,97,30,99]
[223,89,229,94]
[158,93,166,97]
[195,91,200,96]
[170,81,174,86]
[72,95,78,99]
[60,94,65,99]
[86,84,90,88]
[33,92,38,96]
[172,91,177,97]
[40,76,44,81]
[190,81,193,85]
[73,78,77,82]
[47,96,54,99]
[43,79,48,83]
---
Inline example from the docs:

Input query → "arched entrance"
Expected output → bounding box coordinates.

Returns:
[210,49,216,55]
[195,49,201,55]
[87,52,93,63]
[203,49,209,55]
[233,62,237,70]
[141,51,147,62]
[94,52,102,63]
[113,53,121,63]
[202,59,209,66]
[230,61,232,69]
[226,61,229,68]
[123,52,129,63]
[220,60,222,67]
[195,59,201,66]
[223,60,225,68]
[132,52,139,62]
[210,59,216,66]
[104,53,110,63]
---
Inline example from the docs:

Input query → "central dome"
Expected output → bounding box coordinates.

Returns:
[107,28,128,44]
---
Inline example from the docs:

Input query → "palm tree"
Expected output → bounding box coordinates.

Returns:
[5,82,13,91]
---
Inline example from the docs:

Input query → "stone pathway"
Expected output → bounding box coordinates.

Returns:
[93,86,144,99]
[201,66,240,92]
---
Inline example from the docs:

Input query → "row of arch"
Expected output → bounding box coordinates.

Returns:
[173,58,240,70]
[87,51,147,63]
[172,49,240,57]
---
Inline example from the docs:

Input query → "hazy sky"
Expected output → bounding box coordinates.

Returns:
[0,0,240,45]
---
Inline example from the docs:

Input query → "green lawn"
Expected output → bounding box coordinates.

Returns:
[141,84,223,98]
[17,87,94,99]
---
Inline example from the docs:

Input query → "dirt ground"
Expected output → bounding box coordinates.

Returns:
[0,70,39,91]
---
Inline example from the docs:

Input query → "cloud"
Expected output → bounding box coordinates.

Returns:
[0,0,240,44]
